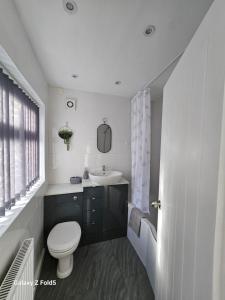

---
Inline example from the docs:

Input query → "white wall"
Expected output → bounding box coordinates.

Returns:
[48,87,131,184]
[156,0,225,299]
[0,1,47,102]
[0,0,48,282]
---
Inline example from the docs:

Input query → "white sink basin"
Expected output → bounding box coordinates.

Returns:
[89,170,123,185]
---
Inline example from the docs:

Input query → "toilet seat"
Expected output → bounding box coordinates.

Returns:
[47,221,81,253]
[49,242,77,254]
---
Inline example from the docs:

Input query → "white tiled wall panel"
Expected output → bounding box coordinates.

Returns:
[48,87,131,184]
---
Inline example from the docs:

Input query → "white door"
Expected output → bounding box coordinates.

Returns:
[155,0,225,299]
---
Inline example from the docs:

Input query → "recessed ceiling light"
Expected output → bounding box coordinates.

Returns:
[144,25,156,37]
[115,81,122,85]
[72,74,79,78]
[63,0,78,14]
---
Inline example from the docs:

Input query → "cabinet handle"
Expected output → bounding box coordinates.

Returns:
[92,209,96,212]
[92,197,96,200]
[73,196,78,201]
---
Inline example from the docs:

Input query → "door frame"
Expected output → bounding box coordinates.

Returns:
[213,81,225,300]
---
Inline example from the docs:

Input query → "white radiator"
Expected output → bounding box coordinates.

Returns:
[0,238,34,300]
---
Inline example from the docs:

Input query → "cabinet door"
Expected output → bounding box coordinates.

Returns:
[44,193,83,242]
[102,185,128,240]
[83,187,104,210]
[82,187,104,245]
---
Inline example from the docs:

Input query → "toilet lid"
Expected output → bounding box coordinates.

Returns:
[47,221,81,253]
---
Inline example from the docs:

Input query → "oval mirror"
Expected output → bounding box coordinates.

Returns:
[97,124,112,153]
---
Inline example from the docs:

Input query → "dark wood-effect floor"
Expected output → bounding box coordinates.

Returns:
[35,237,155,300]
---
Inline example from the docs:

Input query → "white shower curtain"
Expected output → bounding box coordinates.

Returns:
[131,88,151,212]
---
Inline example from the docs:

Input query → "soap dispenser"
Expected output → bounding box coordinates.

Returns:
[83,168,89,180]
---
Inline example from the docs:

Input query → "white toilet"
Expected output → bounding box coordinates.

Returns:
[47,221,81,279]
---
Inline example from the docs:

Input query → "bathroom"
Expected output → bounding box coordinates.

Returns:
[0,0,225,299]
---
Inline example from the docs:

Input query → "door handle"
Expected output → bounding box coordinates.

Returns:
[151,200,161,209]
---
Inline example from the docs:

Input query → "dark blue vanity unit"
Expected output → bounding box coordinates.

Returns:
[44,182,128,246]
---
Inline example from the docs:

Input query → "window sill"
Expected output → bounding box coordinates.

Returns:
[0,179,45,239]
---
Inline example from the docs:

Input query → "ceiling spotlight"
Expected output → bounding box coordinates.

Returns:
[115,81,122,85]
[144,25,156,37]
[72,74,79,78]
[63,0,78,14]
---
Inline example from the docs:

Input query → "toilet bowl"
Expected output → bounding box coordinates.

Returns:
[47,221,81,279]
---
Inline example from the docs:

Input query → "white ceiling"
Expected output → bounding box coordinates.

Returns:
[14,0,213,98]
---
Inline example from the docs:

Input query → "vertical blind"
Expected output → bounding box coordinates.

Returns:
[0,68,39,216]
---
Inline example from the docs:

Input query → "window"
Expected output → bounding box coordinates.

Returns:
[0,68,39,216]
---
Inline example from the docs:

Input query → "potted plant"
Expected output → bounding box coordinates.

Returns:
[58,123,73,151]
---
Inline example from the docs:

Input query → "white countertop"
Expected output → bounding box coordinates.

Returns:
[45,178,129,196]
